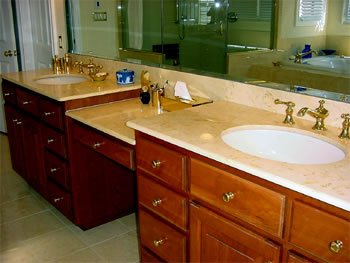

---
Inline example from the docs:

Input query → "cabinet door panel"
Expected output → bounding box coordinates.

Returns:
[190,203,281,263]
[4,105,25,176]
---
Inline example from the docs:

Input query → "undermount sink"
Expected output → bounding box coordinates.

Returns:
[221,126,346,164]
[34,75,88,85]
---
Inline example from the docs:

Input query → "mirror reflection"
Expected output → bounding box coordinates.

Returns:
[66,0,350,103]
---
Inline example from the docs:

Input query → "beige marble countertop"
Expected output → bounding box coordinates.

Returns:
[1,69,141,101]
[127,101,350,211]
[66,99,161,145]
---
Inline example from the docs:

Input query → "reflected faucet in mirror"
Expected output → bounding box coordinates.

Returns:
[294,50,318,64]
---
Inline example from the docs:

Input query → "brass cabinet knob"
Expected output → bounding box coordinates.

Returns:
[93,142,103,148]
[22,101,32,105]
[222,192,235,202]
[47,138,55,144]
[44,111,54,116]
[53,197,63,203]
[4,92,13,96]
[16,121,22,125]
[151,160,161,168]
[329,240,343,254]
[50,168,58,173]
[153,238,165,247]
[4,50,13,57]
[152,198,162,207]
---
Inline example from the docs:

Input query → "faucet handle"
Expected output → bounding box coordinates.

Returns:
[274,99,295,125]
[315,100,329,115]
[339,113,350,139]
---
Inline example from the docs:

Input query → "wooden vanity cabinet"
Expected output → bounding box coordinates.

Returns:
[69,120,136,230]
[135,132,350,263]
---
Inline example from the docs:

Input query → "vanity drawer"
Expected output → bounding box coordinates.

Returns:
[141,248,164,263]
[139,209,187,263]
[44,150,70,190]
[136,137,187,191]
[138,174,188,230]
[2,82,17,105]
[41,124,67,158]
[290,201,350,262]
[190,158,286,237]
[48,180,73,220]
[16,88,39,117]
[72,122,135,170]
[39,98,64,131]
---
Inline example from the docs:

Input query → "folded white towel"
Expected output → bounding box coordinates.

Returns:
[174,81,193,101]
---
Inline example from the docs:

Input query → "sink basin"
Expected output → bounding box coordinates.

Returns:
[221,127,345,164]
[34,75,88,85]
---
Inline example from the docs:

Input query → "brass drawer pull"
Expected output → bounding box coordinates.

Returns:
[12,119,18,122]
[153,238,166,247]
[50,168,58,173]
[222,192,235,202]
[22,101,32,105]
[151,160,161,168]
[4,92,13,96]
[44,111,55,116]
[329,240,343,254]
[152,198,162,207]
[16,121,22,125]
[93,142,103,148]
[53,197,64,203]
[47,138,55,144]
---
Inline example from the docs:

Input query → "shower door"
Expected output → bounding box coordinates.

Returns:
[175,0,228,74]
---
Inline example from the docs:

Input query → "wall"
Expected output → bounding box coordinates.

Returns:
[70,54,350,129]
[77,0,121,58]
[326,0,350,55]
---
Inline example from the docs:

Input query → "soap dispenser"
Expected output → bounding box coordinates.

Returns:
[302,44,312,59]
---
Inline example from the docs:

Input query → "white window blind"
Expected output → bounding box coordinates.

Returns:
[230,0,273,20]
[200,0,215,24]
[343,0,350,24]
[298,0,325,21]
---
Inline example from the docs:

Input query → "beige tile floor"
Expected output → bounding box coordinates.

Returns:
[0,133,140,263]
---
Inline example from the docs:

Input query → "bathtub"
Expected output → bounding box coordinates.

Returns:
[302,56,350,75]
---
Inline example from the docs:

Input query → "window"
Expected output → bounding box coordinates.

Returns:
[199,0,215,25]
[230,0,273,21]
[296,0,327,26]
[343,0,350,25]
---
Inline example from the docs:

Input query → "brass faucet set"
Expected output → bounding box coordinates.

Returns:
[274,99,350,139]
[52,53,72,74]
[73,58,108,81]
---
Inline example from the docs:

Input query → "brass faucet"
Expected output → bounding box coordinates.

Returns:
[294,50,317,64]
[339,114,350,139]
[297,100,329,130]
[274,99,295,125]
[74,58,103,77]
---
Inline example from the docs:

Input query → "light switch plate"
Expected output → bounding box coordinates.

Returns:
[94,0,101,9]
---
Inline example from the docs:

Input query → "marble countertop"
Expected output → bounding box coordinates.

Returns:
[127,101,350,211]
[1,69,141,101]
[66,99,161,145]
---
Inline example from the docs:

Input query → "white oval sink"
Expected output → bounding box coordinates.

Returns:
[34,75,88,85]
[221,127,345,164]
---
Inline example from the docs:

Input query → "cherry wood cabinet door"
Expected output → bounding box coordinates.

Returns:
[4,105,25,177]
[21,113,46,197]
[70,138,136,229]
[190,202,281,263]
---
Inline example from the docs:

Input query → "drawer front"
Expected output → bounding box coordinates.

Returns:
[44,150,70,190]
[141,248,164,263]
[41,125,67,158]
[136,137,186,191]
[72,122,135,170]
[2,83,17,105]
[287,252,315,263]
[16,88,39,117]
[190,158,286,237]
[39,98,64,131]
[290,201,350,262]
[138,174,187,230]
[48,180,73,220]
[139,209,187,263]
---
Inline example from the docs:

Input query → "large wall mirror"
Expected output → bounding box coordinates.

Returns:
[66,0,350,103]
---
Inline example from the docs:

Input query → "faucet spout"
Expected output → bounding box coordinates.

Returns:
[297,100,329,130]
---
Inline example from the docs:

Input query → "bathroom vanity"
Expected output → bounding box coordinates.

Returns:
[1,69,141,229]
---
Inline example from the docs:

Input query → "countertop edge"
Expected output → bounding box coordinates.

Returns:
[127,121,350,212]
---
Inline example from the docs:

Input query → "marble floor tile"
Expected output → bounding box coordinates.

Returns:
[0,195,48,224]
[0,246,38,263]
[52,247,105,263]
[0,210,65,251]
[92,230,140,263]
[22,227,88,262]
[118,212,138,231]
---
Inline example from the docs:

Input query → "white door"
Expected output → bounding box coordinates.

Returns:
[0,0,19,133]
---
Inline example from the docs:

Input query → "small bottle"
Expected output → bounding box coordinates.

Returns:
[302,44,312,59]
[140,86,150,104]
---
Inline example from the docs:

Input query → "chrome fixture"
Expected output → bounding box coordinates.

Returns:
[294,50,317,64]
[274,99,295,125]
[297,100,329,130]
[339,113,350,139]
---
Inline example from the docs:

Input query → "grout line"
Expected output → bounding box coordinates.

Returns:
[0,208,51,226]
[0,193,33,206]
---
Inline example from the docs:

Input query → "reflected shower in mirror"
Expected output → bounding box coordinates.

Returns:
[66,0,350,103]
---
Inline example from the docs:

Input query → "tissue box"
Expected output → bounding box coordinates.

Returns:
[162,96,213,112]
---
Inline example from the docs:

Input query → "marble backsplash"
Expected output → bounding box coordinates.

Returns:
[70,54,350,129]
